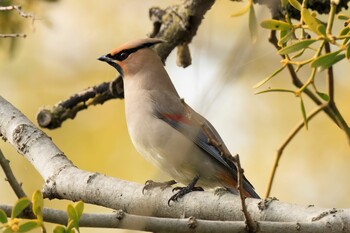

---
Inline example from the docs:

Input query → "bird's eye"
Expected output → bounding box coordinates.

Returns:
[118,52,129,61]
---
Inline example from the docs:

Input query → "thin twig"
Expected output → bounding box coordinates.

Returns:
[0,149,27,198]
[324,42,350,144]
[0,5,34,18]
[234,154,258,233]
[265,104,327,198]
[268,30,339,126]
[0,34,27,38]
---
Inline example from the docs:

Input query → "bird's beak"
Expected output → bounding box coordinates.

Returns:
[98,55,124,76]
[98,55,114,63]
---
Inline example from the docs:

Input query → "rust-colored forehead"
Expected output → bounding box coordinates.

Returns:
[110,38,165,55]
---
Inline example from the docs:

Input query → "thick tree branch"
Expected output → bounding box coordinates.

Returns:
[2,94,350,231]
[2,204,347,233]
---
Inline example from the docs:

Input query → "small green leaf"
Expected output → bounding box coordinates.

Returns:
[255,88,295,95]
[316,91,330,101]
[231,3,250,17]
[53,225,67,233]
[32,190,43,221]
[74,201,84,220]
[67,205,77,222]
[18,220,39,232]
[339,27,350,37]
[260,20,292,31]
[278,30,293,47]
[254,64,287,88]
[300,97,308,130]
[317,24,327,37]
[3,227,13,233]
[12,197,30,219]
[301,8,323,36]
[278,39,318,55]
[0,209,8,223]
[288,0,301,11]
[346,45,350,60]
[291,48,306,59]
[249,4,258,43]
[66,219,75,232]
[311,50,345,70]
[338,14,350,20]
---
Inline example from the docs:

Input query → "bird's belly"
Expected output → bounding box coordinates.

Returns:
[129,118,222,188]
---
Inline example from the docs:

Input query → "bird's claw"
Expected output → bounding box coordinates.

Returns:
[142,179,177,194]
[168,186,204,206]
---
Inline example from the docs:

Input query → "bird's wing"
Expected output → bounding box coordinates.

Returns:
[154,99,259,198]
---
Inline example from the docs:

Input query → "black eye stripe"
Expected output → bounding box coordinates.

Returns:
[109,42,161,61]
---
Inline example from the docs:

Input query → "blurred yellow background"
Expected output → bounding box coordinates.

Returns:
[1,0,350,232]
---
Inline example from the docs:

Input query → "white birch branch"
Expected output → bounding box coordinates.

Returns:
[1,95,350,232]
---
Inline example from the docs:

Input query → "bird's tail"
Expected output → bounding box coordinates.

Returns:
[220,172,260,199]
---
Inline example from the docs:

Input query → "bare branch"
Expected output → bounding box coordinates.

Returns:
[0,5,34,18]
[0,149,27,198]
[235,154,258,233]
[265,104,327,198]
[0,34,27,38]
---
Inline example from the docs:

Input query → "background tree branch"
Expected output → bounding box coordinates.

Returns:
[37,0,215,129]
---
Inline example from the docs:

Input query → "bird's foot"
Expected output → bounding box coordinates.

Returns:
[142,179,177,194]
[168,176,203,206]
[214,187,230,197]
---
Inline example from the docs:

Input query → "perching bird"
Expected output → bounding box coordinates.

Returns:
[98,38,260,202]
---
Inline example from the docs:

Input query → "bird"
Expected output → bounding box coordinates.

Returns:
[98,38,260,203]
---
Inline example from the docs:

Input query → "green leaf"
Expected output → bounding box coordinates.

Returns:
[260,20,292,31]
[310,50,345,70]
[74,201,84,220]
[18,220,39,232]
[340,27,350,45]
[32,190,43,221]
[288,0,301,11]
[66,219,75,232]
[255,88,295,95]
[12,197,30,219]
[339,27,350,37]
[346,45,350,60]
[317,24,327,37]
[300,97,308,130]
[3,227,13,233]
[278,30,293,47]
[301,8,324,36]
[0,209,8,223]
[67,205,77,222]
[253,65,287,88]
[291,48,306,59]
[53,225,67,233]
[249,4,258,43]
[278,39,318,55]
[54,225,67,233]
[338,14,350,20]
[231,3,250,17]
[316,91,330,101]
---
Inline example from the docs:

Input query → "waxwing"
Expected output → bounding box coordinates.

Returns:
[98,38,260,201]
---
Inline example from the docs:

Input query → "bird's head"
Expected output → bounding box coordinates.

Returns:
[98,38,165,77]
